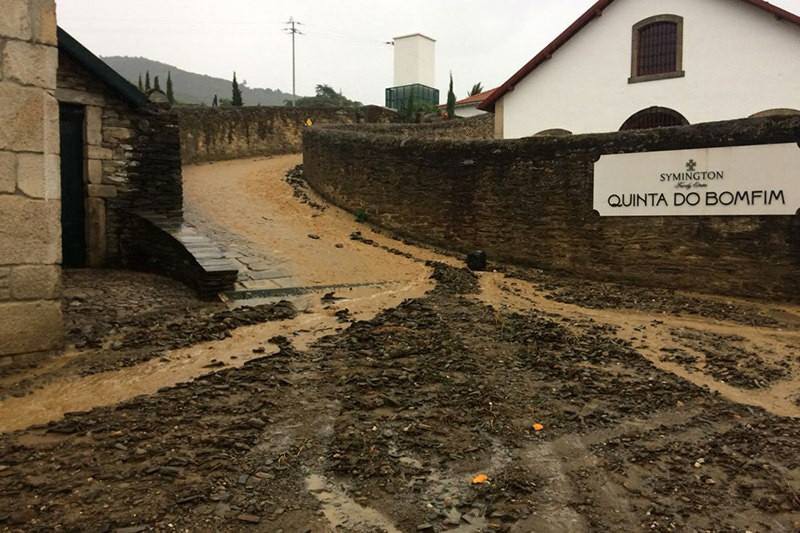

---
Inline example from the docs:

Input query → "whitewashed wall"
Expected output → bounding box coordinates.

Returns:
[394,34,436,88]
[499,0,800,138]
[455,104,487,118]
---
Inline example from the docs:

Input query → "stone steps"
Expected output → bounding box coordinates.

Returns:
[125,212,239,299]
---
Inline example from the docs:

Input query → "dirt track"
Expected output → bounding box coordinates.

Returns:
[0,157,798,532]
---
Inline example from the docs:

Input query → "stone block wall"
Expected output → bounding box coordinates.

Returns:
[57,51,183,266]
[0,0,63,357]
[304,116,800,302]
[177,105,398,164]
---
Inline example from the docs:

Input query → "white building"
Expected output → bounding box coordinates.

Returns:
[386,33,439,111]
[393,33,436,88]
[481,0,800,138]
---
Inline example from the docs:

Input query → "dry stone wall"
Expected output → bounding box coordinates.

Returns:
[0,0,63,358]
[323,114,494,140]
[304,116,800,302]
[177,106,398,164]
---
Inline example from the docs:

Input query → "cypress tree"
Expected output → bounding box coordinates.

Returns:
[212,95,218,107]
[232,72,243,107]
[153,75,161,91]
[166,72,175,104]
[145,71,151,92]
[138,73,143,92]
[446,72,456,120]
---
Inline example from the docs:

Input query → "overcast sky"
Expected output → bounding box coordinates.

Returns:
[57,0,800,105]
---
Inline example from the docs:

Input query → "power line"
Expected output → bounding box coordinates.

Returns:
[283,17,303,106]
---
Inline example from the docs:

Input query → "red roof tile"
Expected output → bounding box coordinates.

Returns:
[438,88,497,109]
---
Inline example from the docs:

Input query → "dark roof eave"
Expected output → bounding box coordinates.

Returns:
[57,26,148,109]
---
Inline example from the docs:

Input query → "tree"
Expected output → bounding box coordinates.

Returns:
[232,72,243,106]
[468,82,484,97]
[138,74,143,92]
[287,84,362,108]
[166,72,175,104]
[145,71,151,92]
[153,75,161,91]
[446,72,456,119]
[212,95,218,107]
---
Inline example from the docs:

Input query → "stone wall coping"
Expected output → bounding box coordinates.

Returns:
[318,115,492,134]
[307,115,800,154]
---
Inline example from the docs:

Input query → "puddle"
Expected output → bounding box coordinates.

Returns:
[305,473,402,533]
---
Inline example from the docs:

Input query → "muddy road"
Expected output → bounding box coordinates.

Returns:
[0,157,798,532]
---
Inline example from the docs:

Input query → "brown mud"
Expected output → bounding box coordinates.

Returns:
[0,157,798,532]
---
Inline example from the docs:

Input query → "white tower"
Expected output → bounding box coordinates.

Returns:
[393,33,436,88]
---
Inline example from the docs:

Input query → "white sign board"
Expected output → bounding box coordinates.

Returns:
[593,143,800,216]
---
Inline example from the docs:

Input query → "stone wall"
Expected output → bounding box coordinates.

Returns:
[0,0,63,357]
[57,51,183,266]
[304,116,800,302]
[323,114,494,140]
[177,105,398,164]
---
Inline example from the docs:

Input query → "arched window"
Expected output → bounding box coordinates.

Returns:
[534,128,573,137]
[620,107,689,130]
[749,109,800,118]
[630,15,684,83]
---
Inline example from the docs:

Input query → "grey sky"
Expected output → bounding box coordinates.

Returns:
[57,0,800,105]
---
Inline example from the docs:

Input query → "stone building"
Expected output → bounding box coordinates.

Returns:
[1,4,233,361]
[0,0,63,359]
[55,27,183,268]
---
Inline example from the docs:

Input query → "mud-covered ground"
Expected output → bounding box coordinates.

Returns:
[1,156,798,532]
[0,271,296,401]
[0,263,798,532]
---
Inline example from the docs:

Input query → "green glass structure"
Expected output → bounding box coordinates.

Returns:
[385,83,439,114]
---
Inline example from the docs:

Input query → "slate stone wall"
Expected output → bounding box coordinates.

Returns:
[322,114,494,140]
[304,116,800,302]
[57,50,183,266]
[177,105,398,164]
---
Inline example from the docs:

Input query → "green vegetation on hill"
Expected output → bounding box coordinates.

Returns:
[288,84,361,108]
[101,56,296,106]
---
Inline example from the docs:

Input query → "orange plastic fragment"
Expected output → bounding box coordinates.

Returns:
[471,474,489,485]
[532,423,545,432]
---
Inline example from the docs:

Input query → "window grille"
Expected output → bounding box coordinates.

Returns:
[637,21,679,76]
[629,15,684,84]
[620,107,689,130]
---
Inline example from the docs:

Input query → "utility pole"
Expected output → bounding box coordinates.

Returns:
[284,17,303,107]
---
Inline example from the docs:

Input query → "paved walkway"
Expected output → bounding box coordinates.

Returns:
[182,155,447,298]
[184,205,298,291]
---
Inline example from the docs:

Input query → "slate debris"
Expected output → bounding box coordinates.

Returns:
[0,262,797,532]
[508,266,785,328]
[671,327,790,388]
[78,300,297,375]
[0,272,298,399]
[284,165,326,211]
[349,230,418,261]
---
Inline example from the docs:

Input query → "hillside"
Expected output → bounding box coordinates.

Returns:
[101,56,297,106]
